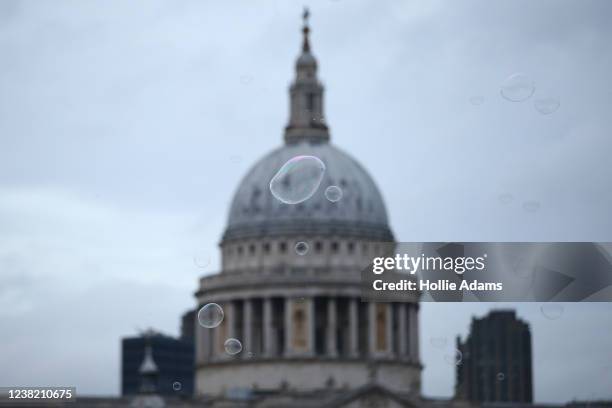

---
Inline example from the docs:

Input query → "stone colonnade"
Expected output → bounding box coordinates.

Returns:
[198,296,419,363]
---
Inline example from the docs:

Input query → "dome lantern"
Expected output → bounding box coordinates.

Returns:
[284,8,330,144]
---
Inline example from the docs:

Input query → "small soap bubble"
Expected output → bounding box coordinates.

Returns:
[497,372,505,381]
[430,337,448,349]
[540,304,564,320]
[511,256,533,280]
[197,303,224,328]
[224,338,243,355]
[534,96,560,115]
[193,254,210,269]
[240,75,253,85]
[269,156,326,204]
[469,96,484,106]
[444,349,463,365]
[522,200,541,213]
[324,185,343,202]
[500,73,535,102]
[172,382,182,391]
[295,241,309,256]
[498,193,514,205]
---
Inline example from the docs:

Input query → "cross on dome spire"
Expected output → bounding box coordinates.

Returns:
[302,7,311,53]
[284,8,330,144]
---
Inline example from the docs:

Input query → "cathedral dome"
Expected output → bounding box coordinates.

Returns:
[222,10,393,243]
[223,140,393,241]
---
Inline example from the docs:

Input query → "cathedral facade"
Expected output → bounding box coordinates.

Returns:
[193,11,423,406]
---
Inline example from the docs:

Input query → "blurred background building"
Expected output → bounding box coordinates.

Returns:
[455,310,533,403]
[121,328,194,397]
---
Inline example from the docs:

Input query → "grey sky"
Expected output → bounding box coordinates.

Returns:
[1,0,611,402]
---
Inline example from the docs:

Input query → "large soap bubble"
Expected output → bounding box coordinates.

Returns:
[269,156,326,204]
[500,73,535,102]
[197,303,224,328]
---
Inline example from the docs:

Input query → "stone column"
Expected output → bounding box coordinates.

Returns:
[348,297,358,357]
[306,297,315,356]
[414,304,420,361]
[409,304,419,361]
[195,313,207,363]
[368,302,377,356]
[398,303,407,358]
[284,297,292,356]
[226,301,236,339]
[243,298,253,359]
[263,297,275,357]
[326,297,338,357]
[385,303,393,355]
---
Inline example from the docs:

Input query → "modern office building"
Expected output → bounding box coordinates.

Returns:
[121,329,194,397]
[455,310,533,403]
[180,309,196,345]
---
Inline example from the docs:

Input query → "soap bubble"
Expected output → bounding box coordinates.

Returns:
[430,337,448,349]
[224,338,243,355]
[270,156,326,204]
[295,241,309,256]
[444,349,463,365]
[240,75,253,85]
[229,155,242,164]
[172,382,182,391]
[500,73,535,102]
[197,303,224,328]
[511,256,534,280]
[498,193,514,205]
[497,373,505,381]
[193,254,210,269]
[469,96,484,106]
[534,96,560,115]
[324,185,343,202]
[522,200,541,213]
[540,304,564,320]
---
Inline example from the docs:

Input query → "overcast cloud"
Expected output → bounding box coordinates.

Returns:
[0,0,611,403]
